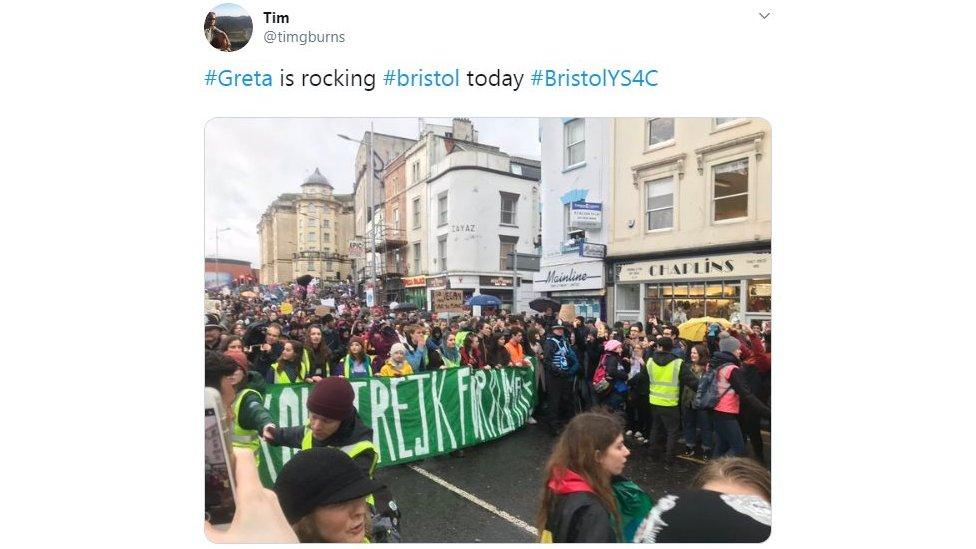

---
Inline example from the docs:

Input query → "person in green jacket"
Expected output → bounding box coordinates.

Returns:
[226,351,276,460]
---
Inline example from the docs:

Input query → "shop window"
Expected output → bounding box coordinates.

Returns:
[713,158,749,222]
[748,278,772,312]
[616,284,640,311]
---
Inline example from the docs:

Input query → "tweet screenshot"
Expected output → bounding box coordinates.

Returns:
[197,1,782,543]
[10,0,970,547]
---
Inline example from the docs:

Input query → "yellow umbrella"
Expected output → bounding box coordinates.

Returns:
[677,317,732,342]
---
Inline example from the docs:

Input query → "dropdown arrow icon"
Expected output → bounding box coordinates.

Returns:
[760,12,771,19]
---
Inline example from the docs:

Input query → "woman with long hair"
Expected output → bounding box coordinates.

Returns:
[681,344,714,459]
[269,340,307,384]
[486,332,512,368]
[303,325,333,383]
[537,411,630,543]
[460,333,486,369]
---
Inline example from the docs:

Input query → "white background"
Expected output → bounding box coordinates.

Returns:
[2,0,975,546]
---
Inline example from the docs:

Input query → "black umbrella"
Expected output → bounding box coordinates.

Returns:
[296,274,314,287]
[242,319,270,348]
[392,302,419,312]
[529,297,561,313]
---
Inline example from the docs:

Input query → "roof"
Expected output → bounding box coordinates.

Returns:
[301,167,332,187]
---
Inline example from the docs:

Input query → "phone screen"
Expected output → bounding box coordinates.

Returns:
[205,406,236,525]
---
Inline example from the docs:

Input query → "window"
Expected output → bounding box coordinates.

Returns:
[438,193,448,226]
[308,232,316,241]
[747,278,771,313]
[499,236,518,270]
[326,260,333,271]
[713,158,749,222]
[714,117,739,126]
[647,118,674,146]
[438,236,447,271]
[307,261,314,271]
[511,164,523,176]
[564,118,585,167]
[393,208,400,229]
[322,219,330,228]
[645,177,674,231]
[500,192,518,225]
[412,162,421,184]
[412,198,421,228]
[412,242,421,273]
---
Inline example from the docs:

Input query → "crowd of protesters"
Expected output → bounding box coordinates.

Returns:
[204,280,772,543]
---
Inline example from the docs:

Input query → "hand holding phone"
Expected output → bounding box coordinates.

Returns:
[204,448,298,543]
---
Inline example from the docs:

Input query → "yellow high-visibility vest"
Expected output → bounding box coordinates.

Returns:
[271,359,309,384]
[647,357,682,407]
[232,388,263,465]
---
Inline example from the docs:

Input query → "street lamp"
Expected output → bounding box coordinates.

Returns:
[338,123,378,297]
[214,227,231,283]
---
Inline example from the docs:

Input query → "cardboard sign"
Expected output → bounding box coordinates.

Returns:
[558,303,576,323]
[432,290,465,313]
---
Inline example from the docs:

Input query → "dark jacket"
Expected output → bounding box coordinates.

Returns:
[543,469,616,543]
[269,413,376,476]
[543,335,580,377]
[235,371,274,432]
[628,351,698,403]
[323,326,346,363]
[602,353,630,394]
[251,341,283,381]
[708,351,771,418]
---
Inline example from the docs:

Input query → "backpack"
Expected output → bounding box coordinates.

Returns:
[692,364,735,410]
[592,352,611,394]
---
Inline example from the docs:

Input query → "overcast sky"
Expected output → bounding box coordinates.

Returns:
[205,118,541,267]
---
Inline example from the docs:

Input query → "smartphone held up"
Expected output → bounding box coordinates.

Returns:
[204,387,236,527]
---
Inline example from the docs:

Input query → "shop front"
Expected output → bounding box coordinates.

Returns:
[402,276,427,309]
[612,250,771,329]
[533,261,607,321]
[478,275,514,311]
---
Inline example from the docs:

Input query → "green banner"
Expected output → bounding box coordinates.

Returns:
[257,364,537,486]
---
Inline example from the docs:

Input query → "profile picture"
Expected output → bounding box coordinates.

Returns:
[204,3,253,52]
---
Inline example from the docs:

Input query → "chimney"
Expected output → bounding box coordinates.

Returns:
[452,118,474,142]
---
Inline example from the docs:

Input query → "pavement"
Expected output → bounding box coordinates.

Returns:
[374,422,771,543]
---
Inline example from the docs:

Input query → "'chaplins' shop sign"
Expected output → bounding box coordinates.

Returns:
[533,262,605,292]
[616,252,771,283]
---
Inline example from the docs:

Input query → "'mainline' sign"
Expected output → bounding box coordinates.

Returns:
[617,252,771,283]
[533,262,604,292]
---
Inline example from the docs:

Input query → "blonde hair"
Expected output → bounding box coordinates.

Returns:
[292,499,372,543]
[691,457,771,502]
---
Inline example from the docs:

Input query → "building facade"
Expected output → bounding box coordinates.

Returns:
[536,117,613,320]
[607,117,772,328]
[257,168,355,284]
[425,147,541,311]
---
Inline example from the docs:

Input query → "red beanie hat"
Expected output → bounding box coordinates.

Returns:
[307,377,355,421]
[224,349,249,371]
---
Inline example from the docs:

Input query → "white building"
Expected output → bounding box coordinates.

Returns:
[425,148,541,311]
[535,118,613,320]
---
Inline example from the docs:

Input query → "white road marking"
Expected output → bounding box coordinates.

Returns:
[407,464,539,537]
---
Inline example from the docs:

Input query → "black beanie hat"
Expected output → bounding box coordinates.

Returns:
[273,447,385,524]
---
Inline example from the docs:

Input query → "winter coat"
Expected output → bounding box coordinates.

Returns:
[629,351,699,401]
[707,351,770,418]
[542,468,617,543]
[460,345,486,368]
[404,341,429,371]
[543,335,580,377]
[235,371,274,433]
[602,353,630,393]
[378,360,414,377]
[369,328,399,368]
[270,414,376,476]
